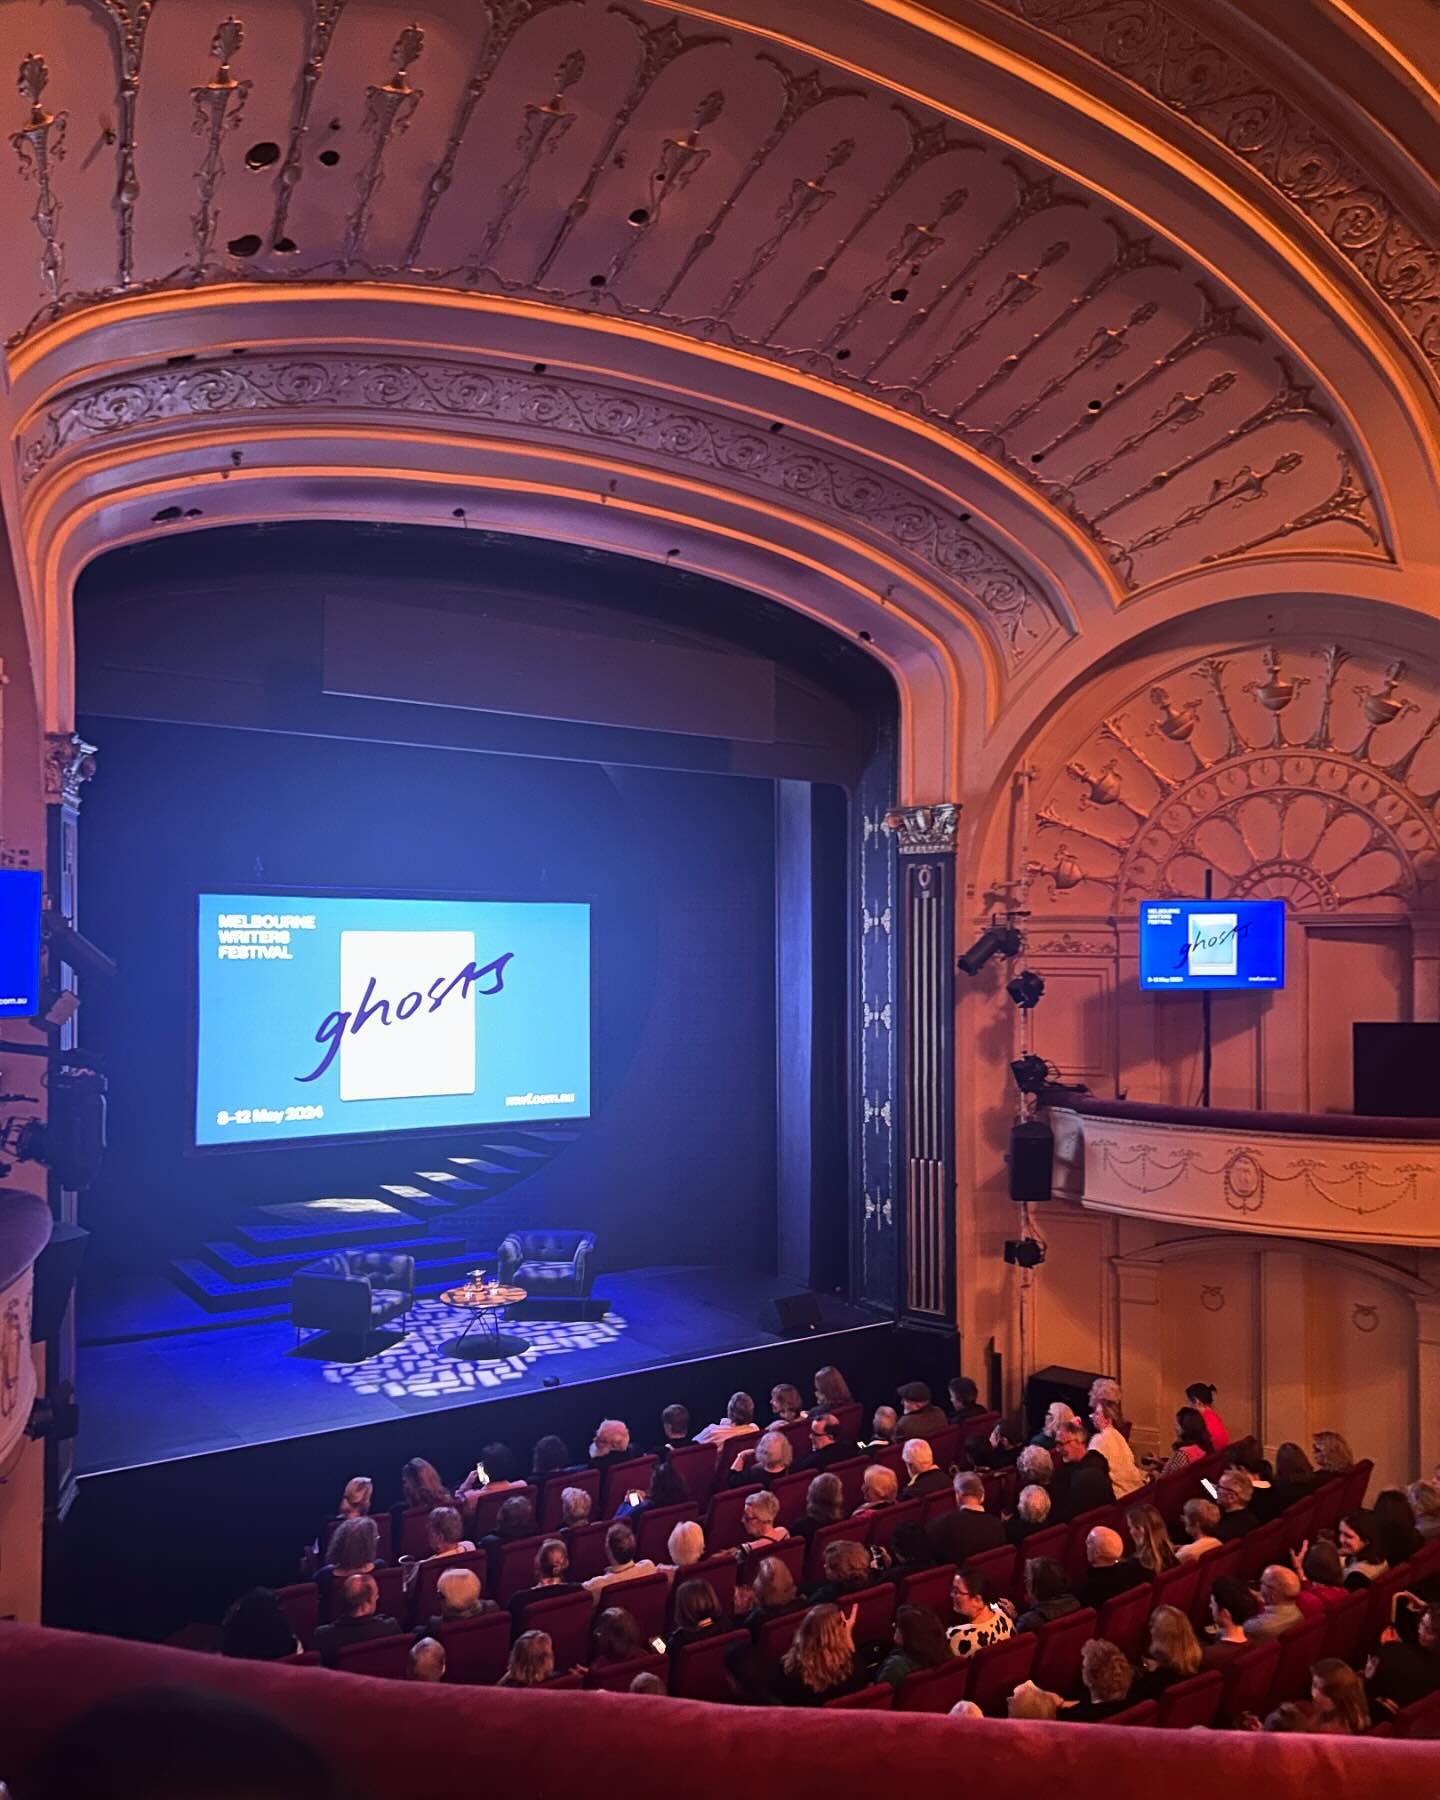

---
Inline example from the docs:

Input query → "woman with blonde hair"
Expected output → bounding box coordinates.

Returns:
[1131,1604,1202,1701]
[1309,1657,1370,1734]
[1311,1431,1354,1474]
[337,1476,372,1518]
[774,1603,862,1705]
[1090,1398,1145,1497]
[1030,1401,1076,1452]
[400,1457,452,1509]
[498,1629,555,1687]
[1128,1503,1179,1575]
[738,1554,803,1634]
[659,1518,706,1579]
[1175,1496,1222,1563]
[1408,1479,1440,1542]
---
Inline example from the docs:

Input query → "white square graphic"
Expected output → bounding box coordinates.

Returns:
[338,930,477,1102]
[1187,912,1238,977]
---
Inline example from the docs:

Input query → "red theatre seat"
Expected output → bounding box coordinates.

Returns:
[683,1555,739,1622]
[563,1521,612,1582]
[738,1536,804,1589]
[600,1459,659,1519]
[1103,1700,1159,1726]
[755,1609,805,1669]
[895,1658,972,1713]
[410,1549,491,1624]
[275,1582,319,1651]
[1151,1559,1203,1621]
[1030,1608,1098,1700]
[469,1485,538,1538]
[966,1632,1037,1716]
[333,1632,412,1679]
[706,1487,760,1552]
[634,1503,700,1565]
[1217,1640,1281,1728]
[898,1564,956,1618]
[848,1582,897,1649]
[805,1517,873,1585]
[1155,1671,1223,1730]
[539,1469,599,1533]
[826,1683,895,1709]
[1268,1617,1327,1707]
[670,1629,749,1703]
[965,1541,1019,1605]
[435,1612,512,1686]
[602,1573,670,1641]
[494,1536,551,1606]
[664,1444,717,1504]
[1097,1583,1156,1665]
[519,1592,592,1672]
[585,1652,668,1692]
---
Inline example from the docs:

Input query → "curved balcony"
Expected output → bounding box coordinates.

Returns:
[0,1189,51,1468]
[1045,1092,1440,1248]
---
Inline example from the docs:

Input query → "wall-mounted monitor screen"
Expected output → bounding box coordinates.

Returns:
[0,868,43,1018]
[194,892,591,1147]
[1138,898,1285,992]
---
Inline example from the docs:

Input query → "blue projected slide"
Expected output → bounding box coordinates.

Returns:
[195,893,590,1146]
[0,869,42,1018]
[1138,898,1285,992]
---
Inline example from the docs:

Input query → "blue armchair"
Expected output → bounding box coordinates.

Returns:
[496,1230,595,1298]
[291,1248,415,1351]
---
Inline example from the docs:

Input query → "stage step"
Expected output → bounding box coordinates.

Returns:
[172,1248,491,1314]
[232,1208,417,1255]
[199,1232,469,1282]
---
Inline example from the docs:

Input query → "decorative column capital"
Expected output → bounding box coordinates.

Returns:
[42,732,97,808]
[882,802,961,855]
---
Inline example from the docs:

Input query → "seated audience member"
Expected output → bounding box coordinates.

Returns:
[419,1505,476,1562]
[1007,1483,1052,1546]
[317,1516,385,1614]
[973,1415,1023,1471]
[869,1405,899,1446]
[883,1521,937,1584]
[790,1471,847,1541]
[810,1538,873,1604]
[740,1555,805,1633]
[876,1604,954,1689]
[1311,1430,1355,1474]
[1338,1509,1390,1588]
[583,1522,658,1601]
[903,1437,951,1498]
[667,1579,726,1651]
[630,1672,667,1695]
[507,1539,582,1624]
[947,1564,1014,1658]
[1078,1528,1148,1611]
[401,1457,453,1511]
[1065,1637,1135,1722]
[1014,1557,1080,1635]
[1090,1399,1145,1498]
[1031,1401,1077,1453]
[1128,1503,1179,1575]
[855,1465,900,1516]
[1130,1605,1202,1702]
[795,1413,855,1474]
[929,1471,1005,1565]
[1050,1420,1116,1522]
[1309,1657,1371,1735]
[895,1381,949,1443]
[740,1489,789,1552]
[696,1392,759,1450]
[770,1383,806,1424]
[1088,1377,1127,1423]
[1176,1497,1222,1563]
[219,1589,299,1661]
[1158,1406,1214,1477]
[772,1603,865,1706]
[1367,1601,1440,1715]
[1009,1681,1061,1721]
[498,1629,554,1687]
[1293,1538,1348,1613]
[622,1459,689,1517]
[1270,1442,1320,1514]
[1185,1381,1228,1451]
[659,1519,706,1580]
[408,1637,446,1683]
[727,1429,793,1489]
[1203,1576,1261,1667]
[1373,1488,1424,1567]
[315,1573,401,1667]
[1409,1479,1440,1543]
[417,1566,497,1637]
[560,1486,592,1529]
[480,1493,538,1578]
[590,1606,647,1667]
[457,1443,524,1504]
[1016,1444,1054,1490]
[1214,1469,1260,1542]
[1244,1566,1305,1639]
[948,1376,987,1424]
[655,1404,693,1454]
[529,1435,572,1488]
[1229,1445,1278,1522]
[588,1419,638,1476]
[949,1700,984,1719]
[336,1475,373,1519]
[1262,1702,1311,1733]
[813,1366,853,1413]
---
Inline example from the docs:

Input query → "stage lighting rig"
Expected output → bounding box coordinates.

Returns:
[1010,1053,1052,1096]
[1006,969,1045,1010]
[957,921,1023,976]
[1004,1237,1047,1269]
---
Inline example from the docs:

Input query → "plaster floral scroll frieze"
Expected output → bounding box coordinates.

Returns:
[19,354,1058,666]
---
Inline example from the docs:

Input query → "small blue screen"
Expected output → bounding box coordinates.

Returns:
[1138,898,1285,992]
[195,892,591,1146]
[0,869,42,1018]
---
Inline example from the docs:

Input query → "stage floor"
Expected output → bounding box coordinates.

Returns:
[75,1264,867,1474]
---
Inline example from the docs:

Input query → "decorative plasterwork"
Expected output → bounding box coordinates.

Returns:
[1030,642,1440,913]
[882,801,961,854]
[985,0,1440,384]
[1050,1105,1440,1248]
[17,353,1057,666]
[41,731,97,808]
[0,1,1388,594]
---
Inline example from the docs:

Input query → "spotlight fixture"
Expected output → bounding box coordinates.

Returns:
[1010,1053,1052,1096]
[957,923,1023,976]
[1004,1236,1047,1269]
[1006,969,1046,1010]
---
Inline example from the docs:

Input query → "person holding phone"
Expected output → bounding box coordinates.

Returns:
[1367,1599,1440,1715]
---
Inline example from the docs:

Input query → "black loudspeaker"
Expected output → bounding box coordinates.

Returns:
[1353,1023,1440,1118]
[770,1292,824,1337]
[1026,1364,1107,1436]
[45,1067,108,1190]
[1008,1120,1054,1202]
[32,1220,88,1340]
